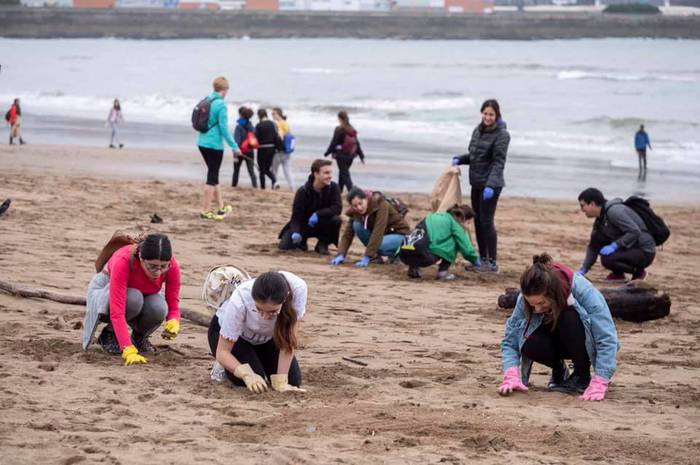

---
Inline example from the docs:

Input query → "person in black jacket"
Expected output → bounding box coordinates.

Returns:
[279,159,342,255]
[255,109,283,190]
[233,106,258,188]
[452,99,510,273]
[324,110,365,193]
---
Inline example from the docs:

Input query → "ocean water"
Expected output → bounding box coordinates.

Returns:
[1,38,699,201]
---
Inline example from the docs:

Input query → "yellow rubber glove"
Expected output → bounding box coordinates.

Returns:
[233,363,268,394]
[161,319,180,340]
[270,374,307,393]
[122,345,148,366]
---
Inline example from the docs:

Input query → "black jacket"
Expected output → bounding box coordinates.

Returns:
[279,174,342,237]
[255,119,283,151]
[455,121,510,188]
[324,126,365,162]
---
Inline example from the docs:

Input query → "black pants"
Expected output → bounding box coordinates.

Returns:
[471,186,502,261]
[257,148,277,189]
[637,149,647,172]
[400,248,451,272]
[601,248,655,278]
[199,146,223,186]
[233,155,258,188]
[334,153,355,193]
[207,315,302,387]
[521,306,591,377]
[279,215,342,250]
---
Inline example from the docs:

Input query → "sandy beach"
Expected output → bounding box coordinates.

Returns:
[1,144,699,465]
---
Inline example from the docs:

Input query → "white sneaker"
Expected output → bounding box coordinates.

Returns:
[210,361,226,382]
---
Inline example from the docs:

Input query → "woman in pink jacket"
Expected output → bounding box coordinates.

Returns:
[83,233,182,366]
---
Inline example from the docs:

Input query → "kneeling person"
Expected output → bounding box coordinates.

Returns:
[279,159,342,255]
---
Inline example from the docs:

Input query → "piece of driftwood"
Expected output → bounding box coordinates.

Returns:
[497,282,671,322]
[0,278,211,327]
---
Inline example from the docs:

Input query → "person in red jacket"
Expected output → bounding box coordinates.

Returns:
[6,98,25,145]
[83,233,182,366]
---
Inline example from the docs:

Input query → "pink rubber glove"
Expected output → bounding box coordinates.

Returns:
[498,366,529,396]
[580,375,609,401]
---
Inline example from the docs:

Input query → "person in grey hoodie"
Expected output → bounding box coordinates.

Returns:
[578,187,656,282]
[452,99,510,273]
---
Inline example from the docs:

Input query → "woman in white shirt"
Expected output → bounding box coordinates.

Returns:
[207,271,306,393]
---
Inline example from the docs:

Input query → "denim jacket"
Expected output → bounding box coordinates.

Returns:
[501,273,619,383]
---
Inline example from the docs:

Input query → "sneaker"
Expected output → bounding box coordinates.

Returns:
[473,261,496,273]
[549,373,590,394]
[407,267,422,279]
[210,361,227,382]
[217,205,233,216]
[314,241,330,256]
[369,256,385,265]
[436,271,456,281]
[97,326,121,355]
[631,270,648,281]
[200,211,225,221]
[273,183,281,190]
[602,272,627,283]
[118,143,124,149]
[490,260,499,273]
[109,144,115,148]
[547,360,570,390]
[133,335,157,354]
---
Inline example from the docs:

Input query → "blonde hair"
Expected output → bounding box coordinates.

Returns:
[213,76,230,92]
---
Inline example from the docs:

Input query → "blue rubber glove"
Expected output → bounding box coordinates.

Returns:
[355,256,371,267]
[451,156,460,166]
[473,258,482,267]
[578,268,588,276]
[600,243,619,256]
[330,254,345,266]
[291,232,302,244]
[308,212,319,228]
[483,187,495,200]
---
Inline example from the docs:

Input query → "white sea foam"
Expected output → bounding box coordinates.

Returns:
[556,69,697,83]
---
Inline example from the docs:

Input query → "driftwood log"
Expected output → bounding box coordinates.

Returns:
[497,282,671,322]
[0,278,211,327]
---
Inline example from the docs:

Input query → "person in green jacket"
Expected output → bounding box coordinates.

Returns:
[399,204,480,281]
[197,76,242,221]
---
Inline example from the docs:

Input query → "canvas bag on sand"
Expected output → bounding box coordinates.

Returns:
[202,265,252,312]
[430,166,463,212]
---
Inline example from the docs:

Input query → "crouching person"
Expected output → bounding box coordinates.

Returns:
[83,233,182,365]
[330,188,410,267]
[208,271,306,394]
[400,204,480,281]
[279,159,342,255]
[499,254,619,401]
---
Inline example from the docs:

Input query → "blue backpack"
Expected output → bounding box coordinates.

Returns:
[283,133,296,154]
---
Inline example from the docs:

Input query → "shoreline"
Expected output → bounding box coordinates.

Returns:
[1,8,700,40]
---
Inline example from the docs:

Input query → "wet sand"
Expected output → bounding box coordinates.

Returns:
[0,144,699,464]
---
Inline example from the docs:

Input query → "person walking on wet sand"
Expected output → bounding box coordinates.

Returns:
[107,99,124,149]
[635,125,652,177]
[82,234,182,366]
[499,254,619,401]
[255,108,282,190]
[5,98,25,145]
[271,107,295,191]
[197,76,241,221]
[208,271,307,394]
[233,106,258,189]
[324,110,365,193]
[452,99,510,273]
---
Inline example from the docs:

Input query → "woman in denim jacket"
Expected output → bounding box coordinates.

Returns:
[499,254,619,401]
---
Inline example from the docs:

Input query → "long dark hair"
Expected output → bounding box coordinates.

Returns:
[137,233,172,261]
[13,98,21,115]
[446,204,474,223]
[113,99,121,111]
[480,99,501,123]
[252,272,298,352]
[520,253,567,330]
[338,110,355,132]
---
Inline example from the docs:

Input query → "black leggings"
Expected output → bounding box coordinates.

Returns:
[257,148,277,189]
[471,186,502,261]
[334,153,354,193]
[400,249,451,272]
[521,306,591,377]
[207,315,302,387]
[601,248,655,278]
[233,155,258,188]
[199,146,223,186]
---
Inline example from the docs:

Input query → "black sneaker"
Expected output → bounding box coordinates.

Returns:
[314,241,330,256]
[369,256,385,265]
[133,335,157,354]
[97,326,121,355]
[550,372,590,394]
[547,360,570,390]
[407,267,422,279]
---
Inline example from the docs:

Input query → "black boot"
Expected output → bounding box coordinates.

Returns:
[547,360,570,390]
[9,136,13,145]
[19,138,25,145]
[132,334,157,354]
[314,241,329,256]
[550,371,590,394]
[97,325,121,355]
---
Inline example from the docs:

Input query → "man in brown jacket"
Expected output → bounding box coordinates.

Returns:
[330,188,410,267]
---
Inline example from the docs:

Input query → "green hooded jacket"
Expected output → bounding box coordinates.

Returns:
[425,212,478,264]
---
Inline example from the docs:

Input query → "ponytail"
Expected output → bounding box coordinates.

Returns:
[520,253,567,330]
[252,272,299,352]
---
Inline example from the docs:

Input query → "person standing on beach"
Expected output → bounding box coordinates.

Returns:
[634,125,652,176]
[107,99,124,149]
[208,271,307,394]
[233,106,258,189]
[5,98,25,145]
[399,204,480,281]
[271,107,295,191]
[279,159,342,255]
[324,110,365,193]
[330,188,410,267]
[499,254,618,400]
[255,108,282,190]
[578,187,656,283]
[452,99,510,273]
[197,76,240,221]
[82,234,182,366]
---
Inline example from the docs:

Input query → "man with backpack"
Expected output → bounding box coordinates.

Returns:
[578,187,661,282]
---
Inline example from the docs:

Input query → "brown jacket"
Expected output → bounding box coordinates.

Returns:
[338,192,411,258]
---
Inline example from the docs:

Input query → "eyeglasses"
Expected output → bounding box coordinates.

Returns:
[141,260,170,274]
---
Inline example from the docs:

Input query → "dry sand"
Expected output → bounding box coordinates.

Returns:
[0,144,699,465]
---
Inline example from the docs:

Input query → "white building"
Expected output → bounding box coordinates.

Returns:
[20,0,73,7]
[280,0,389,10]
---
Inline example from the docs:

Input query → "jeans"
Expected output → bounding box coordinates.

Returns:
[471,186,502,261]
[352,220,405,257]
[233,155,258,188]
[272,152,295,190]
[109,122,121,146]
